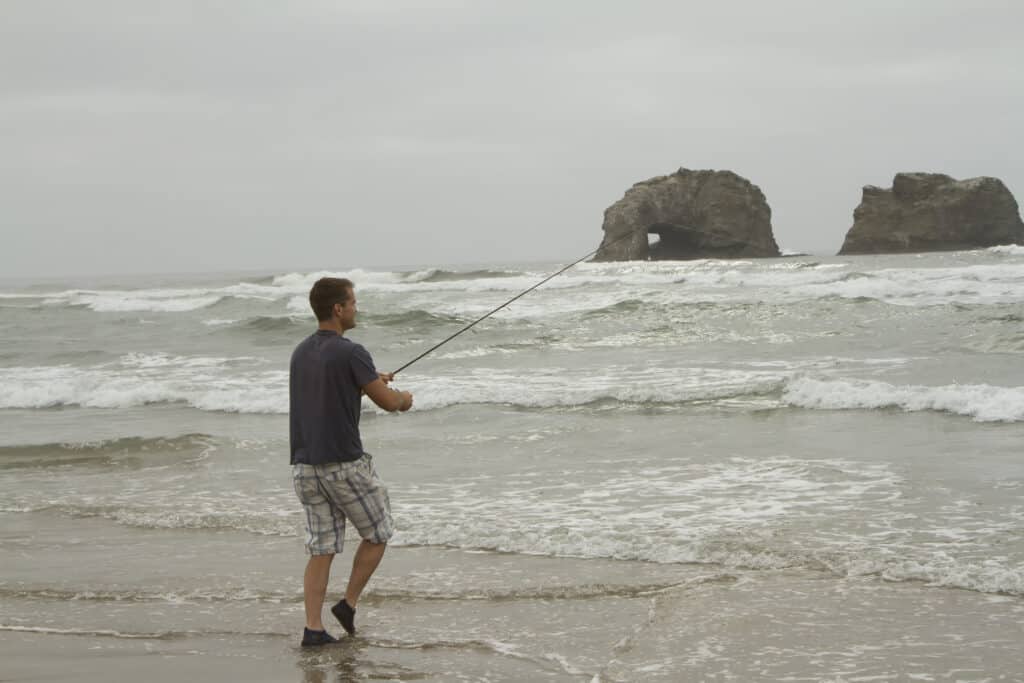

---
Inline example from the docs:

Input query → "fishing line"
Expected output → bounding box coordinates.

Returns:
[393,228,642,375]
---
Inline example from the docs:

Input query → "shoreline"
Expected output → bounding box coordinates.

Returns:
[3,512,1023,681]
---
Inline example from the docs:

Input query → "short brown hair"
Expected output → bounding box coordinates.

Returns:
[309,277,353,321]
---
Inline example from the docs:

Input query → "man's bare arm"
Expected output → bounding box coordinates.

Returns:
[362,378,413,412]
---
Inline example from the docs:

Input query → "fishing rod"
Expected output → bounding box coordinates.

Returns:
[393,227,642,375]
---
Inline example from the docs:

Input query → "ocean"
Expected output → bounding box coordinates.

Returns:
[1,247,1023,681]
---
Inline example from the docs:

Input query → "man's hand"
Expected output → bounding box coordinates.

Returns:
[397,391,413,412]
[363,379,413,413]
[378,372,395,385]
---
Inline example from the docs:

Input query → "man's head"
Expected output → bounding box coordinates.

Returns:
[309,277,357,330]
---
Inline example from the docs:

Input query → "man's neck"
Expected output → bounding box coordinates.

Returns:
[318,321,344,335]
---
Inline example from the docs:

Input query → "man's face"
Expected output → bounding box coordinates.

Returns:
[338,289,357,331]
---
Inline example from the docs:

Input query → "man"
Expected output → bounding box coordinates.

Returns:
[290,276,413,647]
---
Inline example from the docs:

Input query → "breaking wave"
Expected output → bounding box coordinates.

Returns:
[988,244,1024,256]
[2,255,1021,318]
[0,361,785,414]
[783,377,1024,423]
[2,357,1021,422]
[404,268,522,283]
[0,354,286,413]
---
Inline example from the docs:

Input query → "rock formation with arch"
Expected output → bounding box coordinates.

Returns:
[593,168,780,261]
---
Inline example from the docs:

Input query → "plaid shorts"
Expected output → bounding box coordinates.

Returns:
[292,454,394,555]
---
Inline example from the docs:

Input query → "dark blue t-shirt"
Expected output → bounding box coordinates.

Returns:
[289,330,379,465]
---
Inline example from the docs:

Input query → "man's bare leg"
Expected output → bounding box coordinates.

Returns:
[303,554,335,630]
[344,540,386,607]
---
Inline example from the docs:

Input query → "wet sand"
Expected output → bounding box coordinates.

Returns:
[3,511,1022,682]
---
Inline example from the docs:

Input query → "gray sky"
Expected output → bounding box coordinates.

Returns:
[2,1,1022,277]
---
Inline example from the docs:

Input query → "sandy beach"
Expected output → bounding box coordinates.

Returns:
[4,525,1023,681]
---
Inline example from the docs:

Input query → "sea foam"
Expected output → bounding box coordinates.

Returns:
[0,355,287,413]
[4,356,1022,422]
[5,254,1022,318]
[783,377,1024,422]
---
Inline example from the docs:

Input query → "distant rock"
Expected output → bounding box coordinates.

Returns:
[839,173,1024,254]
[593,168,780,261]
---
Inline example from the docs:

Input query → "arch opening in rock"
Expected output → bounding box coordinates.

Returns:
[647,223,705,260]
[646,231,661,258]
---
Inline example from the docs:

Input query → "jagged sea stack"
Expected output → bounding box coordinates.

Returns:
[593,168,780,261]
[839,173,1024,254]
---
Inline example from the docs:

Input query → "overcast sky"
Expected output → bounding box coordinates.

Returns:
[2,1,1022,277]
